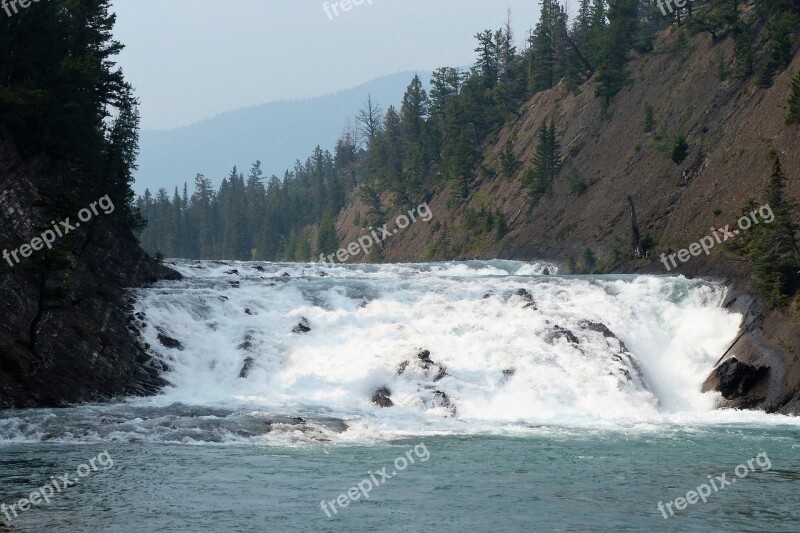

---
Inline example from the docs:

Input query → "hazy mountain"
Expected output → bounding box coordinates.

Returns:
[134,71,430,193]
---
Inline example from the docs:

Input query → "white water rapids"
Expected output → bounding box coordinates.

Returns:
[5,259,798,447]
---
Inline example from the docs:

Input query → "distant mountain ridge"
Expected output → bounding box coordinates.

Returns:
[134,71,431,193]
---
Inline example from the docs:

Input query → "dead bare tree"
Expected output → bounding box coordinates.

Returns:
[356,94,384,148]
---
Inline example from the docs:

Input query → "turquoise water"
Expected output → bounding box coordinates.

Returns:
[1,426,798,531]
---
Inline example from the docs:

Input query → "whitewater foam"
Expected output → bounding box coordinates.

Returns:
[3,260,798,447]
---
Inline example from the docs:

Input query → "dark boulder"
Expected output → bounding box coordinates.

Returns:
[502,368,516,381]
[513,288,537,309]
[417,349,433,366]
[431,390,457,416]
[157,331,184,350]
[432,367,447,382]
[292,318,311,334]
[397,361,409,374]
[416,349,448,380]
[579,320,633,358]
[704,357,769,400]
[546,325,580,345]
[371,386,394,408]
[579,320,616,339]
[239,357,255,378]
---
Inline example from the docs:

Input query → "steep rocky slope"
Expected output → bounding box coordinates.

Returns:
[333,26,800,413]
[0,137,179,408]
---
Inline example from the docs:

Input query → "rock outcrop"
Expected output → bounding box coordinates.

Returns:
[0,138,179,408]
[371,386,393,408]
[703,357,769,401]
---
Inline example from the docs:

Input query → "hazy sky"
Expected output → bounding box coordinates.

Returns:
[111,0,540,130]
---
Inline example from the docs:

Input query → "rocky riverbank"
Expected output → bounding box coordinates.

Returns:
[0,138,180,408]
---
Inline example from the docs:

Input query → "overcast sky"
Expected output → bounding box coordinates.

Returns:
[111,0,540,130]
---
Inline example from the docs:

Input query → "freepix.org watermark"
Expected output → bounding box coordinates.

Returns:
[1,0,45,18]
[322,0,373,20]
[1,451,114,523]
[657,0,699,17]
[660,203,774,272]
[2,194,115,268]
[657,451,771,518]
[320,442,430,518]
[318,202,432,267]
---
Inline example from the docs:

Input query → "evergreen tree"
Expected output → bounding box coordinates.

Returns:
[474,30,500,88]
[529,0,567,93]
[524,121,562,201]
[643,102,655,133]
[191,174,217,258]
[787,71,800,125]
[317,210,340,258]
[245,161,266,240]
[731,158,800,305]
[755,12,798,88]
[595,0,639,112]
[587,0,608,68]
[400,75,429,143]
[429,67,464,122]
[500,139,520,178]
[671,134,689,163]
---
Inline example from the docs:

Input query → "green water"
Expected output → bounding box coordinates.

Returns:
[1,425,798,532]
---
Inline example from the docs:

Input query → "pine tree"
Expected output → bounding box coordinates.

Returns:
[643,102,655,133]
[587,0,608,68]
[529,0,565,93]
[786,71,800,125]
[595,0,639,112]
[401,75,429,143]
[104,84,141,225]
[574,0,592,49]
[671,134,689,163]
[429,67,464,122]
[191,174,217,258]
[317,210,340,258]
[524,121,562,201]
[500,139,520,177]
[731,158,800,305]
[245,161,266,239]
[474,30,500,88]
[754,12,797,88]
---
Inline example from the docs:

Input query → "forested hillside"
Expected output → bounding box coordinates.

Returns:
[138,0,800,271]
[136,0,663,259]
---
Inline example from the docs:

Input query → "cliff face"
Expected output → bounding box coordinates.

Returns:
[0,138,179,408]
[333,27,800,413]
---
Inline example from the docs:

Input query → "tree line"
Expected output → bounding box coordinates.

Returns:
[0,0,142,231]
[137,1,799,263]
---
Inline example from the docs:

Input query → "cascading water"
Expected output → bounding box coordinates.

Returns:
[3,259,782,446]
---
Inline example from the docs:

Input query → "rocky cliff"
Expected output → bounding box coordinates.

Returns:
[0,137,179,408]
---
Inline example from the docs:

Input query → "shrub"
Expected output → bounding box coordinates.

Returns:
[671,134,689,164]
[786,71,800,125]
[643,103,654,133]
